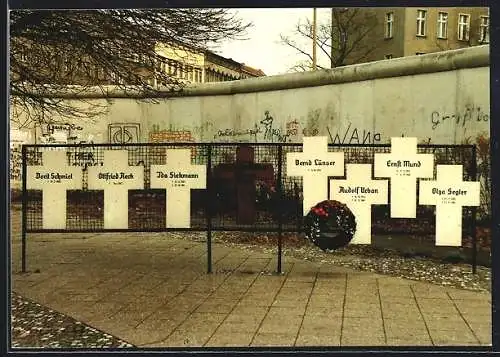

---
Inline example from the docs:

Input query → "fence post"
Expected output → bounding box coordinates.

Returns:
[206,144,213,274]
[277,145,283,274]
[21,145,27,273]
[471,145,478,274]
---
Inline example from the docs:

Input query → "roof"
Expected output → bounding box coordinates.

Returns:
[160,39,266,77]
[241,64,266,77]
[204,50,241,70]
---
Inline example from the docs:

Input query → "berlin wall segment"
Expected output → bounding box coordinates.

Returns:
[10,47,489,149]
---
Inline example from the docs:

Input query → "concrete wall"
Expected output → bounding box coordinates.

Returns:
[10,45,490,186]
[13,45,488,146]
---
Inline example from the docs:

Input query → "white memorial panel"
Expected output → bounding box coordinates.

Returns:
[330,164,388,244]
[286,137,344,215]
[374,137,434,218]
[419,165,480,246]
[150,149,206,228]
[27,151,83,229]
[87,150,144,229]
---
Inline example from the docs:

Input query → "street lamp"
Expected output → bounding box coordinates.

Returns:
[312,8,317,70]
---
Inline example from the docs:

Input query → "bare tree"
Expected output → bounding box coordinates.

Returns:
[288,59,316,72]
[281,8,379,71]
[10,9,251,128]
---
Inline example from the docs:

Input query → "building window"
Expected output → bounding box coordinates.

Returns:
[64,58,72,73]
[458,14,470,41]
[138,54,145,65]
[480,16,489,43]
[416,9,427,36]
[93,67,100,81]
[385,12,394,38]
[110,71,123,84]
[147,77,156,87]
[437,12,448,39]
[385,54,393,59]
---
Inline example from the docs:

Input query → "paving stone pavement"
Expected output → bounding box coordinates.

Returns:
[10,228,492,348]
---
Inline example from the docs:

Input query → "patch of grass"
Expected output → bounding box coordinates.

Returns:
[441,251,467,264]
[400,248,433,259]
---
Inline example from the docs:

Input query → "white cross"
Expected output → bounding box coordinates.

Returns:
[330,164,388,244]
[374,137,434,218]
[27,151,82,229]
[150,149,206,228]
[419,165,480,246]
[286,136,344,215]
[87,150,144,229]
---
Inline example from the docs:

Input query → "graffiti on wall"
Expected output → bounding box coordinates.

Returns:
[66,151,101,168]
[149,128,196,158]
[192,121,215,138]
[38,122,86,144]
[431,104,489,130]
[285,119,300,136]
[327,124,382,144]
[213,112,270,142]
[10,129,31,182]
[10,129,31,147]
[260,111,275,141]
[213,111,319,143]
[216,126,262,140]
[327,123,382,144]
[305,109,321,138]
[285,118,319,137]
[149,129,194,143]
[10,146,22,180]
[259,111,293,143]
[45,122,84,133]
[108,123,141,144]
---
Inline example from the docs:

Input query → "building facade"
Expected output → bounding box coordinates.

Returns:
[345,7,489,64]
[203,52,266,83]
[153,43,266,86]
[11,40,265,88]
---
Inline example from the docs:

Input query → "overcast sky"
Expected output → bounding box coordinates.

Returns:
[215,8,333,76]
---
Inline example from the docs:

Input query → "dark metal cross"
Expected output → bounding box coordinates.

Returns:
[213,145,274,224]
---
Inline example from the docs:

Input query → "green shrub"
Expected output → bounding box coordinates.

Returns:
[441,251,466,264]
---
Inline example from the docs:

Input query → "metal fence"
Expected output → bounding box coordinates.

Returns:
[21,142,478,273]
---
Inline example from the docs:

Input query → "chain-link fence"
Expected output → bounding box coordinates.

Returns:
[21,142,479,273]
[23,142,476,233]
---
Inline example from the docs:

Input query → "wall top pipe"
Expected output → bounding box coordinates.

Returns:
[11,45,489,100]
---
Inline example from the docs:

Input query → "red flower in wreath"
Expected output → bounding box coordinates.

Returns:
[304,200,357,251]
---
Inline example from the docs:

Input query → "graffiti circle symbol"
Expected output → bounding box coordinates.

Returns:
[112,128,133,144]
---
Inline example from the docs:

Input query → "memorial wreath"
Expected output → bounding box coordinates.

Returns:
[304,200,357,251]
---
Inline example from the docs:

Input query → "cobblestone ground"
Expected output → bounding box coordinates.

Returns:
[10,207,491,349]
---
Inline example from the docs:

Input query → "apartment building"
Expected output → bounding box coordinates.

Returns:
[124,42,265,86]
[12,39,265,88]
[345,7,489,64]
